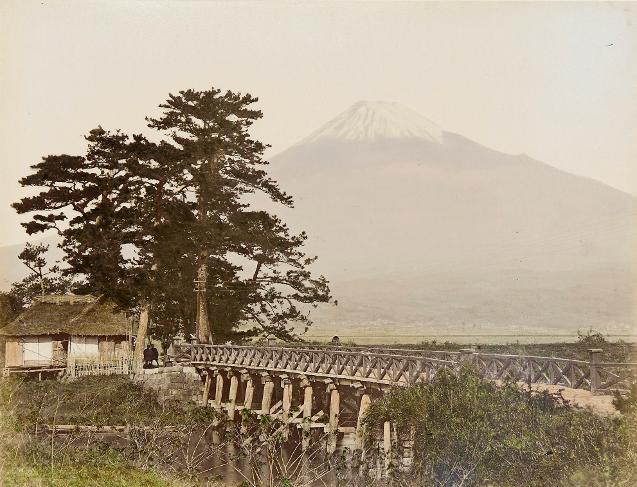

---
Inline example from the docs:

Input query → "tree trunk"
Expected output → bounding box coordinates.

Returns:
[133,301,150,369]
[196,254,211,343]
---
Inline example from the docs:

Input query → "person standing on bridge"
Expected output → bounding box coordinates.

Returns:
[143,344,154,368]
[151,344,159,367]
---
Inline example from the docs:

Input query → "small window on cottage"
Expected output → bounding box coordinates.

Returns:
[69,336,99,357]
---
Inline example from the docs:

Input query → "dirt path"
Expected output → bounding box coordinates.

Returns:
[519,382,619,416]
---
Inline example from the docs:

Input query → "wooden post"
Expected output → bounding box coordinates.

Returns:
[240,374,254,436]
[383,421,392,477]
[459,348,475,364]
[588,348,603,392]
[548,359,556,384]
[227,374,239,421]
[214,373,224,409]
[302,381,313,450]
[261,377,274,414]
[201,371,212,407]
[243,375,254,410]
[281,377,292,439]
[327,384,340,455]
[355,393,371,451]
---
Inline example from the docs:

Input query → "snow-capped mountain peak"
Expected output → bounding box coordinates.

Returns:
[298,100,443,145]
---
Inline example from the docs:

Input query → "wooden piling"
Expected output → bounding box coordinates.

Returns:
[327,384,340,455]
[227,374,239,420]
[281,377,292,439]
[383,421,392,476]
[201,371,212,407]
[214,373,224,409]
[261,377,274,414]
[243,375,254,410]
[355,393,371,451]
[302,382,313,450]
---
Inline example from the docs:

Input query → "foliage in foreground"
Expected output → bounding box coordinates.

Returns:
[0,375,218,429]
[364,367,637,486]
[0,376,226,486]
[0,447,189,487]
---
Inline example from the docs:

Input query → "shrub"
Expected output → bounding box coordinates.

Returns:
[363,367,636,486]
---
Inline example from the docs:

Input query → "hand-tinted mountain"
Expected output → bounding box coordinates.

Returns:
[269,101,637,339]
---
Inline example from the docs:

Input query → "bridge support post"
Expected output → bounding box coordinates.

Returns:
[227,374,239,421]
[383,421,392,477]
[301,379,313,450]
[281,376,292,440]
[261,375,274,414]
[327,383,340,455]
[214,373,224,409]
[201,371,212,407]
[355,392,371,452]
[243,375,254,409]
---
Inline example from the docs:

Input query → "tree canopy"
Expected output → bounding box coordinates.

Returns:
[13,87,332,342]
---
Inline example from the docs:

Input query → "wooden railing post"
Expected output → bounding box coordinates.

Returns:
[459,348,475,365]
[588,349,603,392]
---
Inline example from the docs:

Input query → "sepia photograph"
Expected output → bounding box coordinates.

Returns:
[0,1,636,485]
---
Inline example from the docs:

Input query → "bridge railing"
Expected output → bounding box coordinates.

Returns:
[466,351,637,393]
[170,344,637,393]
[173,343,457,386]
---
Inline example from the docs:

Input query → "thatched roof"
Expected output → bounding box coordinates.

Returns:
[0,295,133,337]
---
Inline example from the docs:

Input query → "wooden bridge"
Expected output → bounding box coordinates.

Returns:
[169,343,636,459]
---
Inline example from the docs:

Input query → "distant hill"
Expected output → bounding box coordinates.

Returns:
[268,101,637,338]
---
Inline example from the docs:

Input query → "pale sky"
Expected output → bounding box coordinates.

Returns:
[1,1,636,247]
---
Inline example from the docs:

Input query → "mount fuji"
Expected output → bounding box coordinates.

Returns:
[270,101,637,339]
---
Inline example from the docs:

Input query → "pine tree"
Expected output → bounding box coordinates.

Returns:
[9,243,73,307]
[13,86,332,346]
[146,88,331,341]
[12,129,136,302]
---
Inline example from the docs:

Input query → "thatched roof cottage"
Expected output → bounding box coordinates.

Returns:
[0,294,134,371]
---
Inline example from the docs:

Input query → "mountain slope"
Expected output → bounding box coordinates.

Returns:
[269,101,637,337]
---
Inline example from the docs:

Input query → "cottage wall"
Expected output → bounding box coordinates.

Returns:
[5,340,22,367]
